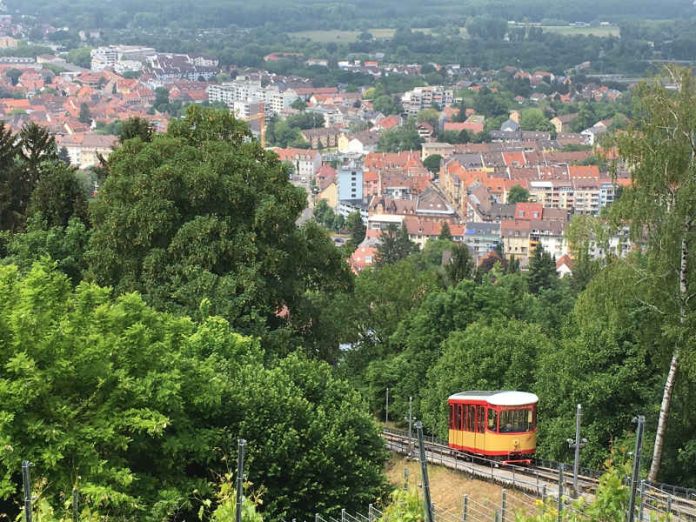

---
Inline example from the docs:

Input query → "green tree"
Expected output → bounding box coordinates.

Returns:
[346,210,366,249]
[443,243,475,285]
[438,222,452,240]
[119,116,155,143]
[153,87,171,113]
[375,224,417,266]
[614,67,696,482]
[507,184,530,203]
[313,198,336,229]
[66,47,92,68]
[373,95,399,115]
[0,123,20,231]
[417,108,440,129]
[27,162,89,227]
[0,262,386,521]
[19,121,58,175]
[87,106,351,342]
[423,154,442,174]
[535,261,658,467]
[0,216,90,284]
[422,319,552,437]
[378,124,422,153]
[78,102,92,124]
[57,146,71,165]
[290,98,307,111]
[5,68,21,86]
[0,122,60,232]
[527,245,557,294]
[520,108,554,132]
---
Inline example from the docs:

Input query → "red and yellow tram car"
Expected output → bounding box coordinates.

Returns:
[448,391,538,464]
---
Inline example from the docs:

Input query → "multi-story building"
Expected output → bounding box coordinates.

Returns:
[464,222,501,260]
[401,86,454,115]
[57,133,118,170]
[338,160,364,202]
[206,79,298,116]
[528,179,619,216]
[90,45,156,71]
[272,148,322,180]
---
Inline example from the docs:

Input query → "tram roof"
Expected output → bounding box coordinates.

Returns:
[447,391,539,406]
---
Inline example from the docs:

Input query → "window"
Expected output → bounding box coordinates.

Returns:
[499,408,535,433]
[477,406,485,433]
[449,404,455,429]
[488,408,497,432]
[466,405,475,432]
[455,404,461,430]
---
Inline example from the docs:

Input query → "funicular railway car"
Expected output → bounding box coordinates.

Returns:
[448,391,538,464]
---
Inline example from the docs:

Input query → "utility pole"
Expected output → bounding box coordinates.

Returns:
[566,404,587,498]
[557,464,564,522]
[415,422,434,522]
[236,439,247,522]
[627,416,645,522]
[385,387,390,425]
[22,460,32,522]
[408,396,414,456]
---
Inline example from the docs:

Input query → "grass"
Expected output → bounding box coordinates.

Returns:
[290,24,617,44]
[289,27,437,44]
[385,455,536,516]
[539,25,620,37]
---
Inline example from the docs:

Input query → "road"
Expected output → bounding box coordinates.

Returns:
[290,176,315,225]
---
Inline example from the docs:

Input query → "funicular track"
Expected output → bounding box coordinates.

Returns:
[382,428,696,520]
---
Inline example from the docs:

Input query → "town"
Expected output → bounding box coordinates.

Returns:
[3,0,696,520]
[0,13,635,277]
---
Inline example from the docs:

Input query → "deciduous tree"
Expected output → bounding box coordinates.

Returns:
[614,66,696,481]
[87,106,352,342]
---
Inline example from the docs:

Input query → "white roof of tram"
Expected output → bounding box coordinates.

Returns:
[448,391,539,406]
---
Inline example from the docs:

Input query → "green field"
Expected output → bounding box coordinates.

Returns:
[289,27,440,43]
[539,24,620,37]
[291,24,617,43]
[289,29,387,43]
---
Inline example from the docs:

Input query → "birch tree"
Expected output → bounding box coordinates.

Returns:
[615,66,696,482]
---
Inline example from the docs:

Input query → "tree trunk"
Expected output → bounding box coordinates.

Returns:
[648,221,690,482]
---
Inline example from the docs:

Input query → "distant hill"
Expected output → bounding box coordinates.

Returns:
[10,0,695,32]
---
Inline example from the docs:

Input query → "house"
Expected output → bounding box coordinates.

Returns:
[416,121,436,141]
[421,142,456,161]
[581,121,610,145]
[56,133,117,169]
[318,181,338,208]
[272,147,322,179]
[556,255,574,277]
[349,238,380,273]
[301,127,342,149]
[500,119,519,133]
[550,113,579,133]
[337,130,380,154]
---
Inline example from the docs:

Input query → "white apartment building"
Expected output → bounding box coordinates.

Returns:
[90,45,156,71]
[206,79,298,116]
[401,86,454,115]
[528,179,618,216]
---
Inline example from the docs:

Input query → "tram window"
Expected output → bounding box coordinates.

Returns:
[467,406,475,432]
[449,404,454,429]
[455,404,461,430]
[500,408,534,432]
[459,404,465,430]
[476,406,485,433]
[488,409,497,432]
